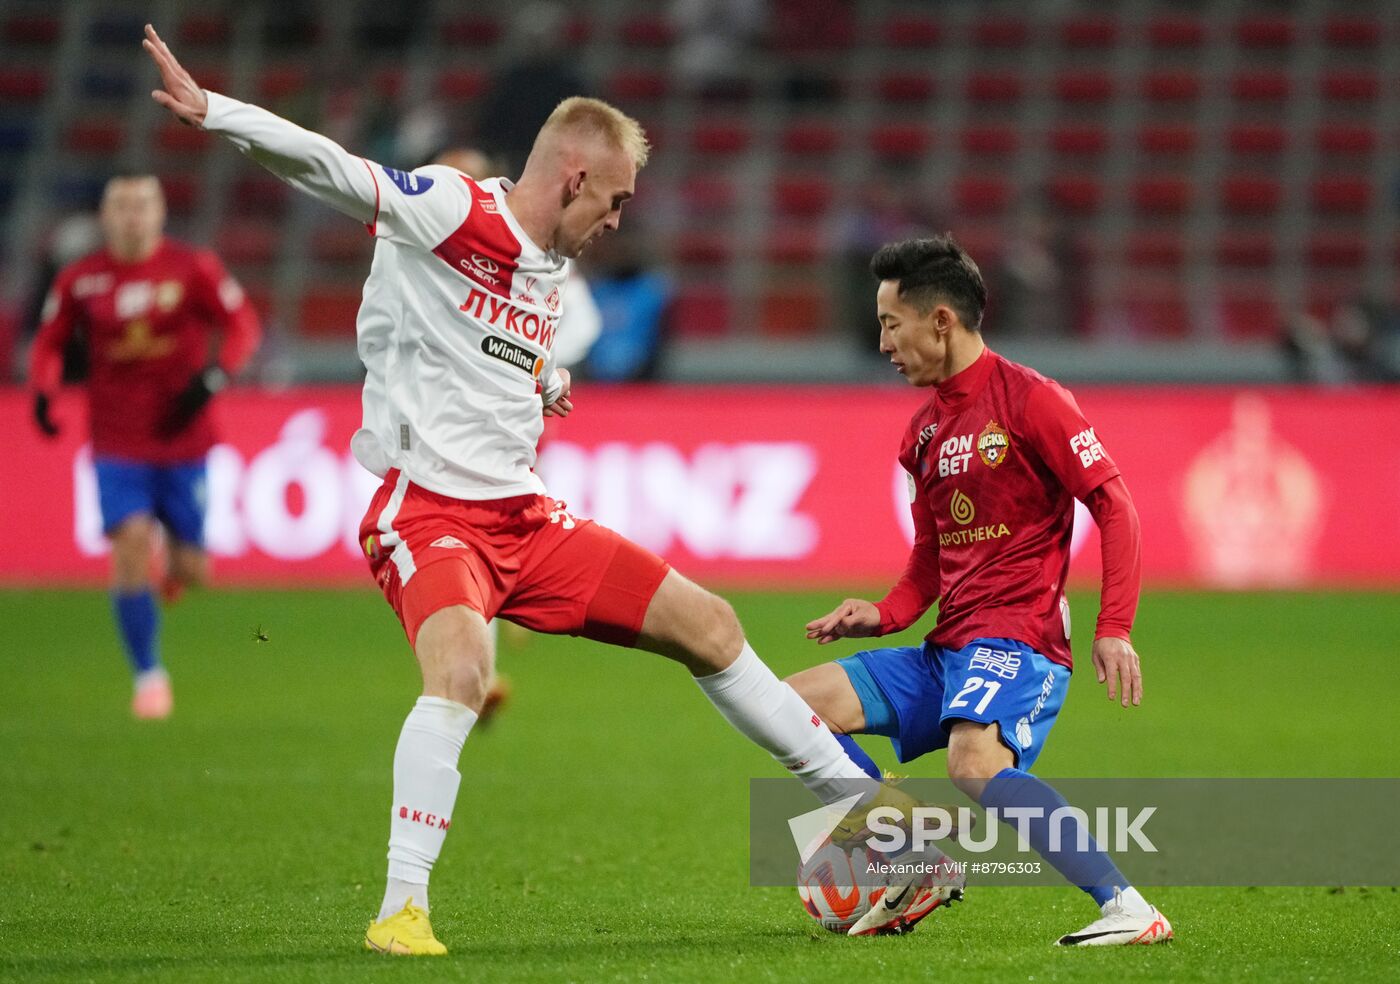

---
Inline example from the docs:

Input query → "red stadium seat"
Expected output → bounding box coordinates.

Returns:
[156,121,213,155]
[65,120,125,155]
[1220,176,1283,216]
[178,14,230,45]
[1142,71,1200,104]
[1120,289,1189,338]
[760,285,827,337]
[1059,16,1118,49]
[670,288,731,337]
[157,175,199,216]
[1231,72,1290,103]
[965,73,1024,105]
[619,14,674,48]
[1046,175,1103,215]
[1219,294,1281,340]
[311,225,371,264]
[868,123,932,161]
[690,121,751,156]
[1127,231,1186,269]
[1234,15,1295,49]
[1323,16,1382,49]
[185,66,229,94]
[1050,126,1107,156]
[954,176,1012,216]
[606,70,669,104]
[1307,234,1366,270]
[1138,124,1197,156]
[2,14,60,46]
[1147,16,1205,49]
[766,228,824,266]
[1216,232,1275,269]
[1227,124,1288,156]
[215,222,280,267]
[674,232,731,269]
[1320,71,1379,104]
[1316,124,1375,156]
[1055,71,1114,104]
[680,176,736,214]
[882,15,942,49]
[973,17,1029,49]
[961,125,1019,157]
[298,286,362,337]
[771,0,856,52]
[440,15,503,48]
[780,121,841,156]
[1311,176,1372,215]
[231,175,289,216]
[1133,177,1192,216]
[0,68,48,103]
[437,69,488,102]
[875,72,936,104]
[258,65,309,101]
[773,177,835,218]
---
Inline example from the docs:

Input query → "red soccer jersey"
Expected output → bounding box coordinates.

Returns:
[877,348,1121,668]
[29,239,260,462]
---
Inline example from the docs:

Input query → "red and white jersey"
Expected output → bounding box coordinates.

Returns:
[204,92,568,499]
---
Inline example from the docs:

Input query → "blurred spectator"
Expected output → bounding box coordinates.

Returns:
[1283,298,1400,384]
[476,2,591,176]
[581,229,671,382]
[834,176,935,348]
[670,0,765,98]
[991,195,1081,338]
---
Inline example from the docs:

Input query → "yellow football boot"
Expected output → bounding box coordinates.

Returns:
[364,900,447,956]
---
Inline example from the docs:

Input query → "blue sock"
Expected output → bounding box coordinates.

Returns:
[836,733,882,779]
[978,767,1127,906]
[112,589,160,676]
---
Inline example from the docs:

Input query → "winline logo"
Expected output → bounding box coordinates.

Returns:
[481,335,544,378]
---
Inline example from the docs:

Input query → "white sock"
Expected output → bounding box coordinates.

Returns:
[1114,886,1153,916]
[379,696,477,919]
[694,643,873,805]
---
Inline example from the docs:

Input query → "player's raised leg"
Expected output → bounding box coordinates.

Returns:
[107,503,171,720]
[366,601,489,956]
[946,721,1171,946]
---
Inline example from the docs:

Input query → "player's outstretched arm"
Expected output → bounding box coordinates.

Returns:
[805,599,881,644]
[143,23,377,226]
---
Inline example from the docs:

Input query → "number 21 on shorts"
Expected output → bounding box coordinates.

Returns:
[949,677,1001,715]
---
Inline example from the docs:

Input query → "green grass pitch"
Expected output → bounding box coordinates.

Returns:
[1,587,1397,982]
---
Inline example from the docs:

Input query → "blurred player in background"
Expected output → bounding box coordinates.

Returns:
[144,25,897,956]
[789,236,1173,945]
[27,173,262,720]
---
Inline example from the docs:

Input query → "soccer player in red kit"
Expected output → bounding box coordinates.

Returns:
[28,172,261,719]
[788,236,1173,944]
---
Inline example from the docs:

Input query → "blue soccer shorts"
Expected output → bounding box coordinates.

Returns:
[93,457,209,547]
[837,638,1072,771]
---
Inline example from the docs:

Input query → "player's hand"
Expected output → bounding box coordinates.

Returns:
[805,598,881,645]
[543,368,573,418]
[32,392,60,438]
[159,367,225,437]
[1092,636,1143,707]
[143,24,208,127]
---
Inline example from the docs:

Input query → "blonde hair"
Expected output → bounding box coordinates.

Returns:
[541,96,650,169]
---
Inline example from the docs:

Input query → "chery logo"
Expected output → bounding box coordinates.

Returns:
[471,254,500,274]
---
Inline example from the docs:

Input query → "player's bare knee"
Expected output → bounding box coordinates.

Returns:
[946,741,1010,800]
[110,516,156,588]
[414,607,494,710]
[690,591,743,672]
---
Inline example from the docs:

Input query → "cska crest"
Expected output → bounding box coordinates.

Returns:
[977,420,1011,468]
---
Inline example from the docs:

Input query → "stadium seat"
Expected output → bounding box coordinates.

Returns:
[311,225,372,264]
[0,68,48,103]
[0,123,34,154]
[973,16,1029,49]
[1316,124,1375,156]
[680,175,736,214]
[1231,72,1291,103]
[875,72,936,104]
[1138,124,1198,156]
[1142,71,1200,104]
[1147,16,1206,49]
[619,14,674,48]
[882,15,942,49]
[1307,234,1366,270]
[1046,175,1103,215]
[606,70,669,105]
[1323,16,1382,49]
[1320,71,1379,104]
[691,121,752,157]
[760,285,828,337]
[259,65,309,101]
[1127,231,1187,269]
[766,228,824,266]
[156,121,213,156]
[1234,15,1295,50]
[1227,123,1288,156]
[65,120,125,156]
[674,232,731,269]
[231,175,289,216]
[2,13,60,46]
[1216,232,1275,269]
[780,121,841,156]
[440,15,503,48]
[81,69,136,101]
[157,175,199,216]
[88,13,145,47]
[954,176,1012,216]
[1120,289,1190,338]
[965,72,1024,105]
[1311,176,1372,215]
[771,0,857,52]
[178,14,231,46]
[1221,176,1283,216]
[1133,177,1192,216]
[1055,71,1114,105]
[1059,16,1118,50]
[437,69,488,102]
[1219,294,1281,340]
[962,125,1019,157]
[669,288,731,337]
[1050,126,1108,157]
[298,285,362,337]
[869,123,932,161]
[216,222,280,267]
[773,177,835,218]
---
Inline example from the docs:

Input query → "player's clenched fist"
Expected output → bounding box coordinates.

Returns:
[805,598,881,645]
[143,24,208,127]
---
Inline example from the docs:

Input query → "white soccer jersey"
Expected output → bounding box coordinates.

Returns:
[203,92,569,499]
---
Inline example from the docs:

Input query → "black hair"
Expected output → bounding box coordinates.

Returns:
[870,235,987,331]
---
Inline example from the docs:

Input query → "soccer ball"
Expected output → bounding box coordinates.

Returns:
[797,839,955,935]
